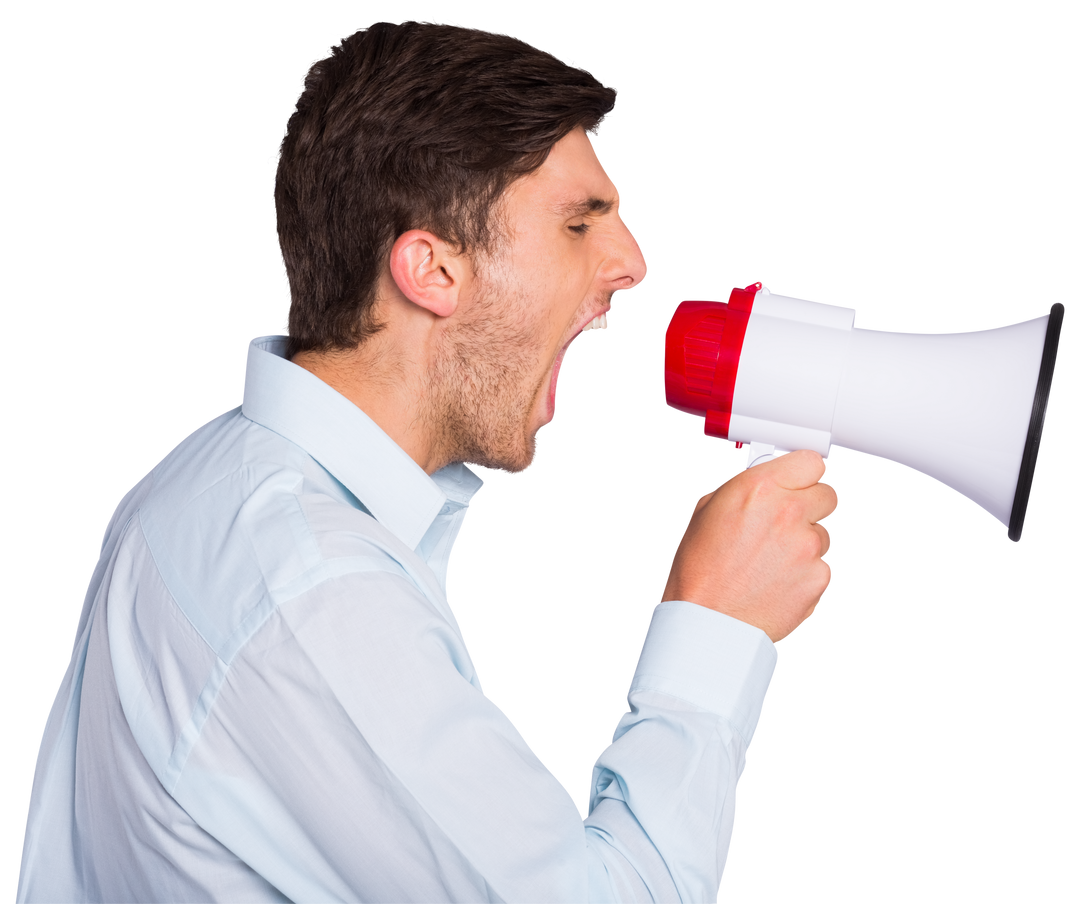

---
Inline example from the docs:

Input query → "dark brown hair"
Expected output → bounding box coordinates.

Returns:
[276,22,617,357]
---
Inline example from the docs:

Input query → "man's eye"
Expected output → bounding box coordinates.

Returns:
[568,222,590,235]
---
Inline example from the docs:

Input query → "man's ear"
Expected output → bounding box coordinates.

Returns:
[388,230,465,318]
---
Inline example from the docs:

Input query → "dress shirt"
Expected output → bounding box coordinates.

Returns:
[19,336,778,903]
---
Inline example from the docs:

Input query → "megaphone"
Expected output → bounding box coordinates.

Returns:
[665,284,1064,541]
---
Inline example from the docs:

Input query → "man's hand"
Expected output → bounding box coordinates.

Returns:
[661,450,836,642]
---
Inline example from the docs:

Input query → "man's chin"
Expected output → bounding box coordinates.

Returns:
[465,433,537,474]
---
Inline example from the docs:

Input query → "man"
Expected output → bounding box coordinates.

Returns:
[19,22,834,903]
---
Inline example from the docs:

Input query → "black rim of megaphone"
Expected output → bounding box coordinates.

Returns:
[1008,302,1065,541]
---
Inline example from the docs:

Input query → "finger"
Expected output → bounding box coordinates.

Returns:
[811,522,830,556]
[760,449,825,490]
[816,522,833,557]
[777,449,825,490]
[801,481,838,524]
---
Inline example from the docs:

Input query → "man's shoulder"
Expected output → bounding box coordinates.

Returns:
[150,401,398,544]
[112,407,408,655]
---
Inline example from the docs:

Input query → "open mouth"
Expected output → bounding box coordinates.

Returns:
[547,311,608,416]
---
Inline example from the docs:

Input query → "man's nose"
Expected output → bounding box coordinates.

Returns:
[604,217,647,291]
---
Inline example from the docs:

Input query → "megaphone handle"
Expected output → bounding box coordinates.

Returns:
[747,441,790,468]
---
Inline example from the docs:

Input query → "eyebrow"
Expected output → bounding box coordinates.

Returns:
[556,197,615,218]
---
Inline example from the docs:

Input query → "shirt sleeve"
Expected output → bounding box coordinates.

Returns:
[172,572,775,903]
[586,600,777,902]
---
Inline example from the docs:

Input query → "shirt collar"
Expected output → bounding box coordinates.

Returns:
[241,336,482,550]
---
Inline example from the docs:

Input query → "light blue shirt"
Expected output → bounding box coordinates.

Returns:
[19,337,777,903]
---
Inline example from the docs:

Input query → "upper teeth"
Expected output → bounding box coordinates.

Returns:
[582,312,608,331]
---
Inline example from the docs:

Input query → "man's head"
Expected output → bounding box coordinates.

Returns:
[280,23,645,474]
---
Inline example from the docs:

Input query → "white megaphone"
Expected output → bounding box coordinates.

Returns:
[665,283,1065,540]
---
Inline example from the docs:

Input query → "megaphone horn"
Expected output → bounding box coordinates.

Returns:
[665,284,1065,541]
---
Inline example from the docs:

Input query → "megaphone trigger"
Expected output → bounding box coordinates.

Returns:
[747,442,788,468]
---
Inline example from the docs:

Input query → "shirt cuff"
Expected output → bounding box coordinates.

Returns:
[631,601,777,746]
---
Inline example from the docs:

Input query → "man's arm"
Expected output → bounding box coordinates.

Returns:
[167,453,833,902]
[582,451,835,900]
[171,574,774,902]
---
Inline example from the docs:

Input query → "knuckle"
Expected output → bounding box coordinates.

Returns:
[816,561,833,596]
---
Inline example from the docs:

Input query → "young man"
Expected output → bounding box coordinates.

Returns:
[19,22,834,902]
